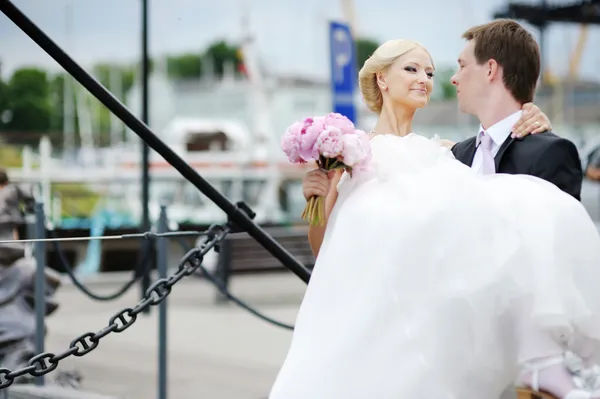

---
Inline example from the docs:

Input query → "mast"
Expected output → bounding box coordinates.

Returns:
[63,3,75,159]
[238,2,281,220]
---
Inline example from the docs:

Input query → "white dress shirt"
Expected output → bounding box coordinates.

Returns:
[472,110,522,175]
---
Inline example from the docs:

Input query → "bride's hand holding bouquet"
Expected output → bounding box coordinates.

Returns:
[281,113,372,226]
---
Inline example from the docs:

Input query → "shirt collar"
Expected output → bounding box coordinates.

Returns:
[476,110,522,147]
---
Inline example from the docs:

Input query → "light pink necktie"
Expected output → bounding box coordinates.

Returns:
[478,131,496,175]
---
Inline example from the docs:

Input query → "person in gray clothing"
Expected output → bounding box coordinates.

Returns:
[0,169,34,240]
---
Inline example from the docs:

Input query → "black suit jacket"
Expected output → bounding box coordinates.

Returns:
[451,131,583,201]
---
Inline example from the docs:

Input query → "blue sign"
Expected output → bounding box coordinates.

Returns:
[329,21,357,123]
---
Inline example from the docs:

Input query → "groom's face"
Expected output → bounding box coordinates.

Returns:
[451,40,488,114]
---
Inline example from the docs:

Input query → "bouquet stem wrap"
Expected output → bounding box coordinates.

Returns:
[301,157,344,226]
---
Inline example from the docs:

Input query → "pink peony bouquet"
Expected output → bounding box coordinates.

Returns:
[281,112,371,226]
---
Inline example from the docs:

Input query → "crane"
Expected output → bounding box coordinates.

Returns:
[544,24,589,84]
[568,24,589,80]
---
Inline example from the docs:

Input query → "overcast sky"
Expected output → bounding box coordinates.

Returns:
[1,0,599,82]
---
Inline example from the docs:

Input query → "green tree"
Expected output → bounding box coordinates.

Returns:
[92,63,136,96]
[436,67,457,100]
[43,64,137,148]
[203,40,242,78]
[167,53,203,79]
[355,38,379,71]
[47,73,81,145]
[5,68,52,132]
[0,77,9,125]
[89,63,136,145]
[48,73,65,134]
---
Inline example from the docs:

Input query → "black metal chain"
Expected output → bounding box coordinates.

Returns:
[0,223,230,390]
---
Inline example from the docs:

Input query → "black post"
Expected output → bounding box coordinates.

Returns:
[157,205,168,399]
[140,0,151,314]
[0,0,312,284]
[33,203,46,386]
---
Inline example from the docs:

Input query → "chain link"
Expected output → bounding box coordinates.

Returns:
[0,223,230,390]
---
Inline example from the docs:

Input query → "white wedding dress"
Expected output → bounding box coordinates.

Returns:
[269,133,600,399]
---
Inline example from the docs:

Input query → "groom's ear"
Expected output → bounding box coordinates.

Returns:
[486,59,500,82]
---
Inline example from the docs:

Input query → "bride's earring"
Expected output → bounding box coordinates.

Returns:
[376,72,387,91]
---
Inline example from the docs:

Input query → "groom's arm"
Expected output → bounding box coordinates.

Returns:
[529,139,583,201]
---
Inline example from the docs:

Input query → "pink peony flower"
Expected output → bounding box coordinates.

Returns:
[341,129,371,168]
[281,121,305,163]
[298,116,324,161]
[282,113,372,172]
[323,113,356,136]
[316,126,344,158]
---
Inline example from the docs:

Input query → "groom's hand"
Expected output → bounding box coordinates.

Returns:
[511,103,552,138]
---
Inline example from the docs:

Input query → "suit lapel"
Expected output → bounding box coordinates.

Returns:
[494,134,517,170]
[463,138,478,166]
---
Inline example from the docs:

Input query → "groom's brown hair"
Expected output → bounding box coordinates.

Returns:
[462,19,540,104]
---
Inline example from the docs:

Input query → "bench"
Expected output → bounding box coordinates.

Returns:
[212,226,315,302]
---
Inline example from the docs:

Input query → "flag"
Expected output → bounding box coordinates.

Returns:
[236,47,247,76]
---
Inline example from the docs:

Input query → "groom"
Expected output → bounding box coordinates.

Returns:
[449,19,583,201]
[449,19,589,399]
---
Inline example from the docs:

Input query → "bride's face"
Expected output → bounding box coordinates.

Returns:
[379,47,434,110]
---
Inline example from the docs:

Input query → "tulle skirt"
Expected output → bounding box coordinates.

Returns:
[269,134,600,399]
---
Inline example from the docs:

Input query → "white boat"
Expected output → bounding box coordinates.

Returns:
[7,6,315,228]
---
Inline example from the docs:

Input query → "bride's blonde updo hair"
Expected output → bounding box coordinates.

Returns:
[358,39,433,114]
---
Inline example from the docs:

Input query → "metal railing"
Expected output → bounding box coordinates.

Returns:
[0,0,310,285]
[0,201,296,397]
[0,0,311,396]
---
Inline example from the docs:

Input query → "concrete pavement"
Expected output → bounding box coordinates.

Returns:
[38,272,306,399]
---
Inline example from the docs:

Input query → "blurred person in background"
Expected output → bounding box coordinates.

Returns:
[0,168,63,386]
[0,169,34,240]
[585,147,600,181]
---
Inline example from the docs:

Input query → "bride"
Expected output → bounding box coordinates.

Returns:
[269,36,600,399]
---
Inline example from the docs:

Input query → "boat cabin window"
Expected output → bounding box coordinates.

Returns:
[186,131,228,152]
